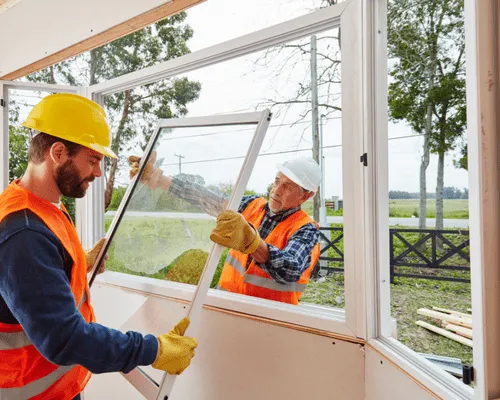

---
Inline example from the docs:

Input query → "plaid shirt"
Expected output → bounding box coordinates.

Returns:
[170,177,319,284]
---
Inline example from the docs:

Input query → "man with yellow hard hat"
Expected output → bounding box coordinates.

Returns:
[130,152,321,305]
[0,94,197,400]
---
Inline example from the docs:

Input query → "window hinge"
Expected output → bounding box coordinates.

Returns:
[360,153,368,166]
[0,99,5,107]
[462,364,474,385]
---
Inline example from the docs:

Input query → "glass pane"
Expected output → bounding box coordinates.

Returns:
[105,123,257,289]
[187,0,343,52]
[386,0,471,382]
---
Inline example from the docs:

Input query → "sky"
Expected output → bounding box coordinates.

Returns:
[10,0,470,199]
[109,0,468,198]
[177,0,470,198]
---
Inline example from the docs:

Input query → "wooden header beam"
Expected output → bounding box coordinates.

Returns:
[0,0,205,81]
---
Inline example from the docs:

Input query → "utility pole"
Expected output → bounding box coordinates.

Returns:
[311,34,320,223]
[319,114,327,228]
[174,153,185,175]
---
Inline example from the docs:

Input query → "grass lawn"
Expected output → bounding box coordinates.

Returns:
[104,216,215,275]
[302,275,472,365]
[388,199,469,219]
[301,199,469,219]
[391,279,472,365]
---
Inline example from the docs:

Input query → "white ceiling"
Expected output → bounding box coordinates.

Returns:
[0,0,178,78]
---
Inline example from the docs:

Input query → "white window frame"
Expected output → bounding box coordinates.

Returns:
[0,81,78,191]
[364,0,480,399]
[85,0,365,340]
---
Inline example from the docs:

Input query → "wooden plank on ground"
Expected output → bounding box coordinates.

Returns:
[417,308,472,328]
[445,323,473,339]
[416,321,473,347]
[432,307,473,319]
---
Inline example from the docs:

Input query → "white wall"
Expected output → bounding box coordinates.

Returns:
[86,283,443,400]
[365,347,438,400]
[86,283,365,400]
[0,0,175,77]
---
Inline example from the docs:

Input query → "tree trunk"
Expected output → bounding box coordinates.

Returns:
[419,131,430,229]
[49,66,56,84]
[435,151,445,230]
[310,35,321,223]
[89,48,102,85]
[104,90,131,209]
[419,40,437,229]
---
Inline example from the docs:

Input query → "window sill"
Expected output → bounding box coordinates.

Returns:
[94,271,356,339]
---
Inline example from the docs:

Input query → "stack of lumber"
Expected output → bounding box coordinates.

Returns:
[415,307,473,347]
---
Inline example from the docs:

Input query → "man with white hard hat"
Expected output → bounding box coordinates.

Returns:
[129,154,321,305]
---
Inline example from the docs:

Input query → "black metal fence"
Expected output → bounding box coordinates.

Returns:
[315,226,470,283]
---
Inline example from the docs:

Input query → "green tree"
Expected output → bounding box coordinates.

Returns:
[108,186,128,211]
[8,121,29,182]
[455,143,468,170]
[24,12,201,210]
[388,0,466,230]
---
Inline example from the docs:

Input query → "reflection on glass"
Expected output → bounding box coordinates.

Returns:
[105,124,256,289]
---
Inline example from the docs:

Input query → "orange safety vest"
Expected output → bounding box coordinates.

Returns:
[0,181,95,400]
[218,197,320,305]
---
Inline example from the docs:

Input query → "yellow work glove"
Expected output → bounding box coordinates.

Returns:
[128,151,163,189]
[152,318,198,375]
[210,210,261,254]
[85,238,106,274]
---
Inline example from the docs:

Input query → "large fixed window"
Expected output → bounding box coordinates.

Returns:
[365,0,477,399]
[88,0,360,340]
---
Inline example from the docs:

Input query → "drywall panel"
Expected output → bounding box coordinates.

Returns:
[0,0,202,79]
[365,346,439,400]
[86,284,365,400]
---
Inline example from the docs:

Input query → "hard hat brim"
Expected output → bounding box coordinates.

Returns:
[88,143,118,159]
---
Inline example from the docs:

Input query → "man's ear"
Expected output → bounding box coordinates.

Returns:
[300,190,314,203]
[49,142,68,165]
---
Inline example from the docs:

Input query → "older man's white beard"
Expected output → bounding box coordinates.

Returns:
[269,196,282,215]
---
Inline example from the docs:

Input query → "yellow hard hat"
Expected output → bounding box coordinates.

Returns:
[22,93,117,159]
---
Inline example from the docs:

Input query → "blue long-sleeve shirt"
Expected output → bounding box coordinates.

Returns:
[0,209,158,374]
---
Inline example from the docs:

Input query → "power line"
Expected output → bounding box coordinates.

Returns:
[158,133,425,168]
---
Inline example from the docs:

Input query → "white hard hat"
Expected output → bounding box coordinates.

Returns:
[276,157,321,192]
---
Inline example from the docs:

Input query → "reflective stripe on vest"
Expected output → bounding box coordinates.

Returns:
[243,274,308,293]
[225,246,308,293]
[0,292,88,351]
[225,254,246,275]
[0,365,74,400]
